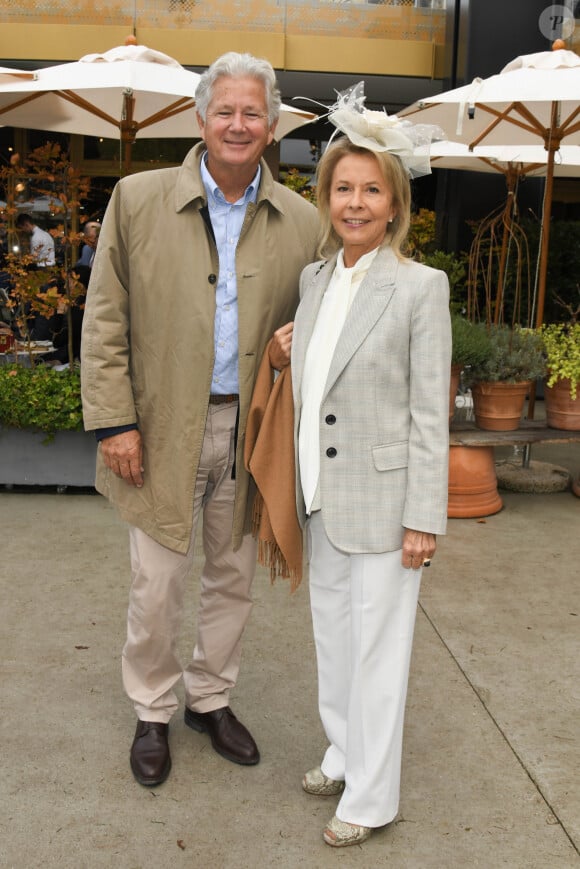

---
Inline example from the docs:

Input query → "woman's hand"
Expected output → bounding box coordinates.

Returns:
[268,322,293,370]
[402,528,436,570]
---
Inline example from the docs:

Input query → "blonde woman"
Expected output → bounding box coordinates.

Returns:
[291,93,451,847]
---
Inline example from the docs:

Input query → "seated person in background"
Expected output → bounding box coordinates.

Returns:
[75,221,101,269]
[15,213,56,267]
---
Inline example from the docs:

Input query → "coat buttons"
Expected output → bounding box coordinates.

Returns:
[326,447,337,458]
[208,273,217,284]
[325,414,336,425]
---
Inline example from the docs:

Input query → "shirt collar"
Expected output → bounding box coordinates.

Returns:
[200,151,261,207]
[336,246,380,278]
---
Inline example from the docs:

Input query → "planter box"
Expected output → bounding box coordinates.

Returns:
[0,428,96,487]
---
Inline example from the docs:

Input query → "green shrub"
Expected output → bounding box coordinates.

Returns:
[466,325,546,384]
[541,323,580,398]
[0,365,83,433]
[451,314,491,368]
[423,250,468,313]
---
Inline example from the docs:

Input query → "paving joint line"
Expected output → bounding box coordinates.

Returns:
[417,601,580,858]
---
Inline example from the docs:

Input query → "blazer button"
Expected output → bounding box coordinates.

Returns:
[208,273,217,284]
[325,414,336,425]
[326,447,337,458]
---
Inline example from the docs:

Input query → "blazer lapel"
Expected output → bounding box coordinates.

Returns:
[292,256,336,405]
[323,246,398,398]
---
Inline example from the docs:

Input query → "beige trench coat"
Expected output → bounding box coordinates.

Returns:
[81,143,319,553]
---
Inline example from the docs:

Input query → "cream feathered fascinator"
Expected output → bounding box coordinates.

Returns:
[303,82,445,178]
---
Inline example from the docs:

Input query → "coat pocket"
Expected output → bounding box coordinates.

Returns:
[371,440,409,471]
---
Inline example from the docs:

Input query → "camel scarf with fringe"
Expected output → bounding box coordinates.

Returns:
[244,340,302,591]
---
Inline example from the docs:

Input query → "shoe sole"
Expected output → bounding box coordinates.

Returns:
[130,756,172,787]
[303,782,345,796]
[323,827,371,847]
[184,709,260,766]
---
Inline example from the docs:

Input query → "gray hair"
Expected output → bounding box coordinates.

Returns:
[83,221,101,238]
[195,52,281,126]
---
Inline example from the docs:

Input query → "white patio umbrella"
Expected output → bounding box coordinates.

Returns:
[0,67,34,83]
[0,43,316,173]
[401,46,580,329]
[429,142,580,326]
[430,142,580,178]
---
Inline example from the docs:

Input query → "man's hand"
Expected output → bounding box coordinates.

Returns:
[269,321,293,370]
[100,429,144,488]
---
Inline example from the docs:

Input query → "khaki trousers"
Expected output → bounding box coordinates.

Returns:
[122,402,257,723]
[307,511,422,828]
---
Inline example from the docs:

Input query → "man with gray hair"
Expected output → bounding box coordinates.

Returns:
[81,52,318,786]
[75,220,101,268]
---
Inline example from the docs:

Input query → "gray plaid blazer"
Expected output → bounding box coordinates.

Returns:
[291,244,451,553]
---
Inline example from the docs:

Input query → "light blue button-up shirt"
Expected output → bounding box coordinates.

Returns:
[200,154,261,394]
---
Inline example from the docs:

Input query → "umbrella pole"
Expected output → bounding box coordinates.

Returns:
[534,149,556,330]
[534,107,559,331]
[121,91,137,175]
[528,115,558,421]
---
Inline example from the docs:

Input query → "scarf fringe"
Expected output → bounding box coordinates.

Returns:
[251,491,301,593]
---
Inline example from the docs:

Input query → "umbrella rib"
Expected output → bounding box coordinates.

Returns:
[511,101,549,131]
[468,102,542,148]
[59,90,120,128]
[560,104,580,137]
[519,163,545,176]
[138,97,196,131]
[476,156,545,177]
[0,91,46,117]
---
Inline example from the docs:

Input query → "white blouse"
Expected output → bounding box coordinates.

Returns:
[299,246,379,513]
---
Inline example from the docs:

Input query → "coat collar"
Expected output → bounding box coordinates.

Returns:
[174,142,286,214]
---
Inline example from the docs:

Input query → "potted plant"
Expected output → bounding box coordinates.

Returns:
[0,363,96,487]
[540,322,580,430]
[466,324,546,431]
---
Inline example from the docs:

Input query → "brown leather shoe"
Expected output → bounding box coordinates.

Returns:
[130,720,171,786]
[184,706,260,765]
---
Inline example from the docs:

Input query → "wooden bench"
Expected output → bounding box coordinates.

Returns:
[449,420,580,464]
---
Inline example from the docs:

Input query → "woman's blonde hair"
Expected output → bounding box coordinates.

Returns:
[315,137,411,260]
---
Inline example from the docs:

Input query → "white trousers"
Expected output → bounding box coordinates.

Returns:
[122,402,257,723]
[307,511,422,828]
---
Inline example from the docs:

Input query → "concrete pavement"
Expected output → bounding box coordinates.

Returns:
[1,441,579,868]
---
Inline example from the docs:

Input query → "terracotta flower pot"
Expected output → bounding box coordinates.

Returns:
[448,445,503,518]
[472,380,531,431]
[544,378,580,431]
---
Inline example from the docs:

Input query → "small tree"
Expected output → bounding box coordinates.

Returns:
[280,167,317,204]
[1,143,90,366]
